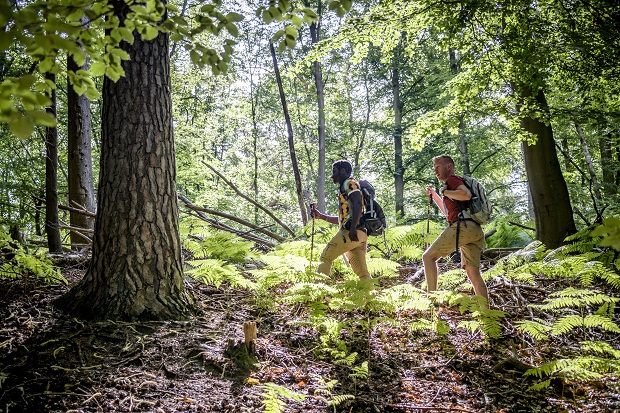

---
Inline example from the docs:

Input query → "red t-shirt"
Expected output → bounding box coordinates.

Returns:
[443,175,467,223]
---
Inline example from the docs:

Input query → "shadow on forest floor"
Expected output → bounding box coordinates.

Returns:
[0,265,619,413]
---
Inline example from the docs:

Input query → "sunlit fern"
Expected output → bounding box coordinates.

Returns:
[183,231,257,264]
[251,254,317,288]
[525,343,620,391]
[444,292,505,338]
[533,288,619,310]
[0,243,66,285]
[185,258,255,289]
[260,382,305,413]
[519,288,620,340]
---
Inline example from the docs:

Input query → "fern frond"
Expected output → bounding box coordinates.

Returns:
[261,383,305,413]
[524,359,571,378]
[328,394,355,407]
[349,361,369,380]
[252,254,316,288]
[334,352,358,366]
[373,284,430,312]
[536,288,620,310]
[186,258,255,289]
[517,319,552,340]
[281,282,339,305]
[409,318,450,335]
[551,314,620,336]
[365,257,400,278]
[581,341,620,359]
[457,320,481,334]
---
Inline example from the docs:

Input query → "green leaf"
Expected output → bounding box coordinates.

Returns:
[119,27,135,44]
[165,4,179,12]
[27,110,57,127]
[170,33,184,42]
[285,26,298,38]
[225,22,238,37]
[226,12,243,22]
[272,29,285,42]
[142,26,159,41]
[110,48,130,60]
[328,1,339,11]
[10,115,35,139]
[0,28,14,50]
[190,50,201,64]
[39,58,55,74]
[291,15,302,28]
[90,62,107,76]
[262,10,273,23]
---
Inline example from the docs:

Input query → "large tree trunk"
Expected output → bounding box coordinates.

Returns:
[270,42,307,225]
[57,2,194,320]
[391,58,404,218]
[45,72,62,253]
[518,85,575,248]
[67,52,95,248]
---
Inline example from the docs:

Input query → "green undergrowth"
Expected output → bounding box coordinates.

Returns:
[0,231,66,284]
[182,218,620,409]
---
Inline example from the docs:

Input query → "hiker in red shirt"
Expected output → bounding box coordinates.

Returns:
[423,155,488,303]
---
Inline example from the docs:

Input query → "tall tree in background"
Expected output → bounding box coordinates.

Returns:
[270,42,308,225]
[45,72,62,253]
[67,21,95,248]
[57,0,194,320]
[303,0,326,211]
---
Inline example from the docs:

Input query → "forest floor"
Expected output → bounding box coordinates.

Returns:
[0,260,619,413]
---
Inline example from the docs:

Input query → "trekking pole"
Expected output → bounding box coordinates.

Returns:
[425,194,431,250]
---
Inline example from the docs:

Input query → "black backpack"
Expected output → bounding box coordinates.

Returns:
[358,180,387,236]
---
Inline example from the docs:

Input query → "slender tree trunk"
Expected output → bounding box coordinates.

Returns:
[67,50,95,248]
[305,0,326,211]
[270,42,307,225]
[57,1,194,320]
[575,122,601,200]
[517,85,575,248]
[45,72,62,253]
[449,49,470,176]
[391,59,404,218]
[599,132,617,195]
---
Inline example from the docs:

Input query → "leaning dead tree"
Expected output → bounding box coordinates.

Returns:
[202,161,295,237]
[178,195,278,249]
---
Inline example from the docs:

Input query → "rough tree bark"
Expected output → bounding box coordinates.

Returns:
[518,85,576,248]
[67,42,95,248]
[450,49,471,177]
[56,1,194,320]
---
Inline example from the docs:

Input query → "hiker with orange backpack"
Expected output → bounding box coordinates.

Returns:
[423,155,488,303]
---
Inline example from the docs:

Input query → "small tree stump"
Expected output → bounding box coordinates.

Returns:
[243,321,257,354]
[223,322,259,372]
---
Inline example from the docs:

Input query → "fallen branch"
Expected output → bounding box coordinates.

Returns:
[202,161,295,237]
[183,208,275,249]
[179,195,285,242]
